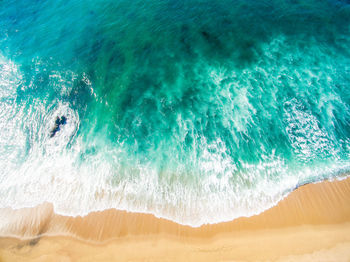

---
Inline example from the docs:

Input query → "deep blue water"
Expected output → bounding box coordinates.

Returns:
[0,0,350,226]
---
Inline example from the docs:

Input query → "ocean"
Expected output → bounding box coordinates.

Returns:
[0,0,349,227]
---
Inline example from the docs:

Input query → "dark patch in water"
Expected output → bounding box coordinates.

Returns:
[180,25,193,56]
[200,31,222,48]
[50,116,67,138]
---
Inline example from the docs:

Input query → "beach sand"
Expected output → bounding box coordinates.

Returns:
[1,177,350,261]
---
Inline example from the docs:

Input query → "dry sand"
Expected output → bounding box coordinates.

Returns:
[1,177,350,261]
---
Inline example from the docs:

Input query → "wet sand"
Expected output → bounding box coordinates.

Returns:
[1,177,350,261]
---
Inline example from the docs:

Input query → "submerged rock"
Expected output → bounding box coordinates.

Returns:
[50,116,67,138]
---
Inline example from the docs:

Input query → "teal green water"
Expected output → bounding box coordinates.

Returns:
[0,0,350,226]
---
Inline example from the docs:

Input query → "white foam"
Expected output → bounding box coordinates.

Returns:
[284,98,337,162]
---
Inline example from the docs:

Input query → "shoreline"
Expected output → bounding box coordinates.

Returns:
[1,177,350,261]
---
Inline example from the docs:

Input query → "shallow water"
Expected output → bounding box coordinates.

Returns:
[0,0,349,226]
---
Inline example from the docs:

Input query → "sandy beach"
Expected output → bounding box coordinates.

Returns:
[0,177,350,261]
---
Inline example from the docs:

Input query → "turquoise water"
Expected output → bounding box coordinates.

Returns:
[0,0,350,226]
